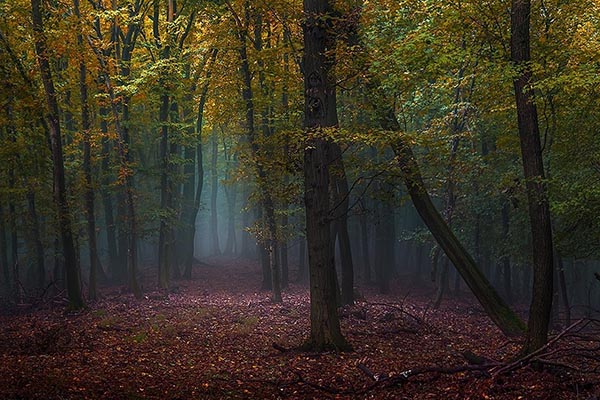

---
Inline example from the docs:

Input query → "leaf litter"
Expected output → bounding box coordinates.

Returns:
[0,256,598,399]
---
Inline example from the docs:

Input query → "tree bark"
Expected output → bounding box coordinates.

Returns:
[99,105,119,281]
[0,205,8,291]
[511,0,554,353]
[210,125,221,256]
[302,0,349,350]
[180,48,214,278]
[26,190,45,292]
[330,144,354,305]
[31,0,84,309]
[74,0,103,300]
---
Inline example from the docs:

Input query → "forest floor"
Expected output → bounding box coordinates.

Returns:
[0,256,598,400]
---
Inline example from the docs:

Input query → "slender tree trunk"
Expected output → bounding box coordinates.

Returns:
[156,0,175,289]
[26,190,45,292]
[358,199,371,283]
[74,0,103,300]
[374,192,394,294]
[298,236,307,284]
[99,105,119,280]
[210,126,221,255]
[0,205,8,291]
[556,255,570,326]
[434,257,449,309]
[302,0,349,350]
[511,0,554,353]
[501,202,512,302]
[181,49,214,278]
[330,144,354,305]
[158,87,171,288]
[240,183,252,258]
[280,213,289,288]
[32,0,84,309]
[222,137,237,256]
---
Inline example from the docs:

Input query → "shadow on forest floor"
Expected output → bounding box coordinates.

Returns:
[0,256,598,399]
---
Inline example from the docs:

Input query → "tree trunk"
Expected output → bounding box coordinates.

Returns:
[358,199,371,283]
[32,0,84,309]
[511,0,554,353]
[298,236,307,284]
[330,144,354,305]
[26,190,45,292]
[556,255,570,327]
[0,205,8,291]
[302,0,349,351]
[240,183,252,258]
[74,0,103,300]
[501,202,512,302]
[181,49,214,278]
[434,257,449,309]
[210,126,221,255]
[223,138,237,256]
[364,89,524,335]
[156,0,175,289]
[99,105,119,281]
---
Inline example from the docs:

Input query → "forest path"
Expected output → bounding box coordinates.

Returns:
[0,256,595,399]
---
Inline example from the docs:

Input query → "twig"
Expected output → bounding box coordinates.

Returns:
[492,319,589,376]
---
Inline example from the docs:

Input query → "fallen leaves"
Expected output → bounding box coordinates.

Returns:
[0,255,597,399]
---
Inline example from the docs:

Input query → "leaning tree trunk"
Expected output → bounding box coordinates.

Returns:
[511,0,554,353]
[366,91,524,336]
[31,0,83,309]
[302,0,349,351]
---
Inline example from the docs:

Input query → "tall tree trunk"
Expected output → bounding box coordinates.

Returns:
[210,126,221,255]
[74,0,103,300]
[280,213,289,288]
[180,49,214,278]
[223,136,237,256]
[26,190,45,292]
[0,205,8,291]
[374,188,394,294]
[330,144,354,305]
[302,0,349,350]
[158,88,171,288]
[434,257,449,309]
[156,0,175,289]
[298,236,307,284]
[240,183,252,258]
[31,0,84,309]
[358,199,371,283]
[99,105,119,281]
[501,202,512,302]
[511,0,554,353]
[556,255,570,327]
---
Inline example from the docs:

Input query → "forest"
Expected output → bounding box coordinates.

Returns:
[0,0,599,398]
